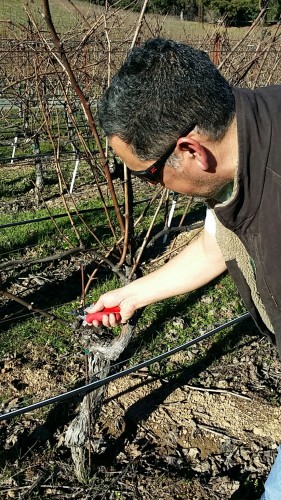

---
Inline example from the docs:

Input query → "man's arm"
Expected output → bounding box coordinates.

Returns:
[89,228,227,326]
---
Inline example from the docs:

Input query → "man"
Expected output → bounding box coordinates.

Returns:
[89,38,281,499]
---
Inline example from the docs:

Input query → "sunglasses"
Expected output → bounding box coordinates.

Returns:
[130,124,196,183]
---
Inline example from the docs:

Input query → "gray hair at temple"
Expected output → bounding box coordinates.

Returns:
[97,38,235,161]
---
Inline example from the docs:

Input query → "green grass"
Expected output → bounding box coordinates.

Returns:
[0,0,256,39]
[0,273,122,357]
[0,159,194,257]
[0,317,71,355]
[0,156,127,255]
[0,169,241,371]
[0,264,244,363]
[0,198,118,253]
[0,166,35,196]
[0,0,91,34]
[132,272,246,376]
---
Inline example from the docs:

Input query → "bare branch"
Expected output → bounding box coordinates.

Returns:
[0,290,69,326]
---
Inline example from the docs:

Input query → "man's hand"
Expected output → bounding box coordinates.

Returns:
[85,289,137,327]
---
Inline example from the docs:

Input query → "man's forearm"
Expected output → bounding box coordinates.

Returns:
[123,229,227,309]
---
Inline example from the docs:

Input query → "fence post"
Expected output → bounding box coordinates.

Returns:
[10,136,18,164]
[33,134,44,206]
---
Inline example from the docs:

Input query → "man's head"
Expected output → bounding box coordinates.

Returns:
[98,38,235,155]
[97,38,236,194]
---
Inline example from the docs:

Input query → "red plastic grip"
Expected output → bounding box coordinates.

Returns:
[84,306,121,323]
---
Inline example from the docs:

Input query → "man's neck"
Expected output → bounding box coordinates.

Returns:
[214,116,239,182]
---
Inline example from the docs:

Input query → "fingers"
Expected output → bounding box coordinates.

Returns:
[84,299,123,327]
[86,312,121,328]
[84,290,137,328]
[86,312,117,328]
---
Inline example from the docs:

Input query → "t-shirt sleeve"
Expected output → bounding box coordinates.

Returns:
[204,208,217,236]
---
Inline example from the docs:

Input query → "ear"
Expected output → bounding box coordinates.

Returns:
[177,136,209,171]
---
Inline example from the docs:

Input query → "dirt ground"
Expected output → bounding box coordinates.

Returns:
[0,322,280,499]
[95,331,281,500]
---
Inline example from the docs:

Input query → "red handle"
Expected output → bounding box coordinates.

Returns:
[85,306,121,323]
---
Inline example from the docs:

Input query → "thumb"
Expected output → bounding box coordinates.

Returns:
[86,299,104,313]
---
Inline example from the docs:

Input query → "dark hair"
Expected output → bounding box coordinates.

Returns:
[97,38,235,160]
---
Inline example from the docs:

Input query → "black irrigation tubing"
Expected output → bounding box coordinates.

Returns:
[0,312,251,421]
[0,298,78,325]
[0,309,59,325]
[0,197,152,229]
[0,207,110,229]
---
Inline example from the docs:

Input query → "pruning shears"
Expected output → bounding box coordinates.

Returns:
[72,305,121,324]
